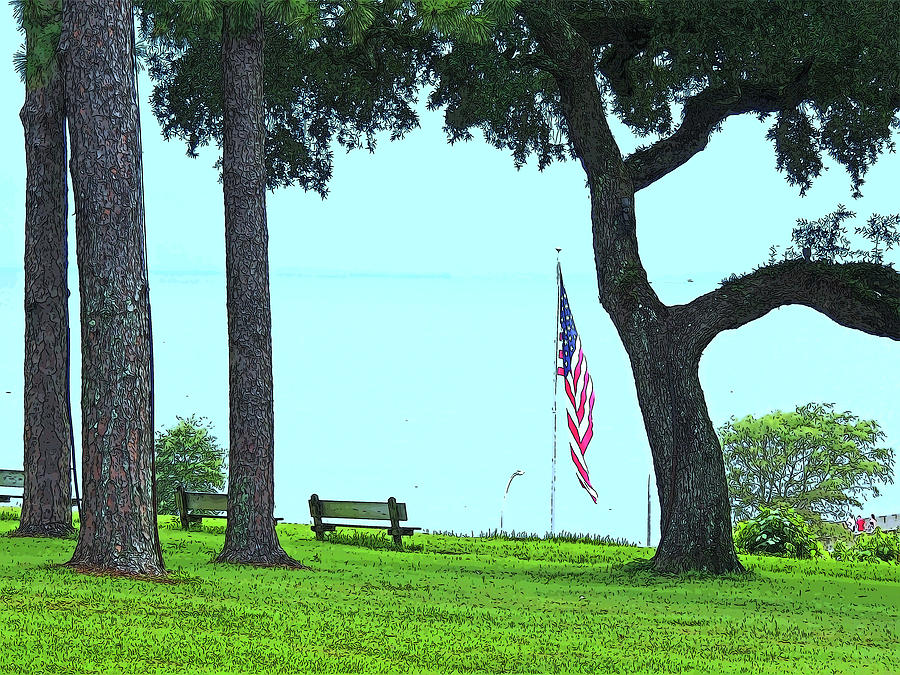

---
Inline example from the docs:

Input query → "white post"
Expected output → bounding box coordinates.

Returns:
[550,252,561,537]
[647,473,651,547]
[500,470,525,532]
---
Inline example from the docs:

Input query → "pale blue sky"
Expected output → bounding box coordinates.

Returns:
[1,18,898,543]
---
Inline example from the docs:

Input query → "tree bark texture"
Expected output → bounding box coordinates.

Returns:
[60,0,164,575]
[524,9,743,573]
[216,9,300,567]
[14,59,74,539]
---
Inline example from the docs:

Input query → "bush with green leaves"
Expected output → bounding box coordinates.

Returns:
[0,507,19,521]
[733,507,823,559]
[832,530,900,564]
[154,415,227,515]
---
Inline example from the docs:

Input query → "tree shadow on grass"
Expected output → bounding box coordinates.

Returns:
[520,557,756,588]
[36,562,204,585]
[604,557,756,586]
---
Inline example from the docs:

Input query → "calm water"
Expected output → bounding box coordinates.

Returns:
[1,268,897,542]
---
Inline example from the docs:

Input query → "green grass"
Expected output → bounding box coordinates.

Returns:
[1,508,898,674]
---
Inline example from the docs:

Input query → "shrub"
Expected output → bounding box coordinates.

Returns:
[154,415,227,515]
[832,530,900,564]
[733,507,823,559]
[0,507,20,521]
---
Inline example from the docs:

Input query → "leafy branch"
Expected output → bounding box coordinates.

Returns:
[766,205,900,266]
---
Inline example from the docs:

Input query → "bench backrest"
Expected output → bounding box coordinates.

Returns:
[0,469,24,489]
[177,489,228,512]
[309,495,408,522]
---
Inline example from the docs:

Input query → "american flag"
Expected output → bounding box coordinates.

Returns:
[557,272,598,503]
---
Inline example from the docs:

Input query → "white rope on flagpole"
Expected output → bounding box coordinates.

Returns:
[550,250,561,537]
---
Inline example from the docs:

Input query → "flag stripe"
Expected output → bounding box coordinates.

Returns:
[557,272,597,504]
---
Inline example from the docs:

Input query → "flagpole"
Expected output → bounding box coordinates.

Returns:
[647,473,651,547]
[550,249,561,537]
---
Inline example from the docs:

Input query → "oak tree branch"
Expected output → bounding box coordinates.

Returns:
[674,260,900,359]
[624,64,812,192]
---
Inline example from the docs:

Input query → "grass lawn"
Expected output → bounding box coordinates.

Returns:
[1,510,898,674]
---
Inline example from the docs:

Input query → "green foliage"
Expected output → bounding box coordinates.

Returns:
[855,214,900,265]
[428,2,900,196]
[640,1,899,197]
[414,0,520,45]
[816,519,854,547]
[136,1,441,195]
[137,2,900,199]
[767,205,900,265]
[11,0,63,89]
[832,530,900,565]
[733,507,823,559]
[426,13,574,171]
[154,415,227,515]
[792,204,855,262]
[3,518,900,673]
[0,507,20,521]
[719,403,894,523]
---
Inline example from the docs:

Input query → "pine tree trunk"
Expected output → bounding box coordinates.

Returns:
[216,8,301,567]
[14,56,74,539]
[61,0,164,575]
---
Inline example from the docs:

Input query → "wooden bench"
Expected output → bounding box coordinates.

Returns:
[0,468,78,506]
[0,469,24,503]
[174,485,283,530]
[308,493,420,547]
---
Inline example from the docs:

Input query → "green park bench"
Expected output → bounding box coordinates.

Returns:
[174,485,283,530]
[308,493,420,547]
[0,469,24,503]
[0,468,78,506]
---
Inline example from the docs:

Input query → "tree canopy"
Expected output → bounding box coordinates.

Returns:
[136,0,523,195]
[720,403,895,523]
[136,0,900,573]
[429,0,900,196]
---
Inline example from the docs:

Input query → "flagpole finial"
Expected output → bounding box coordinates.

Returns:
[555,248,561,254]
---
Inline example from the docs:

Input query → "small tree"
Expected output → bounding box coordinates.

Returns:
[719,403,894,524]
[155,415,227,515]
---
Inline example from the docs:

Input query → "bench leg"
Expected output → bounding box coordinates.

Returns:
[309,493,325,541]
[388,497,403,549]
[175,485,190,530]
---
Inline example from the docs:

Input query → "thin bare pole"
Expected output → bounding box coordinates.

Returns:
[550,250,561,536]
[647,473,651,547]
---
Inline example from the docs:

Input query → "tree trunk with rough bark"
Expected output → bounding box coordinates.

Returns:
[622,330,742,573]
[216,8,301,567]
[14,53,74,539]
[61,0,164,575]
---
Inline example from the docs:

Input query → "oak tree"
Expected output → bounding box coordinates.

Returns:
[421,0,900,573]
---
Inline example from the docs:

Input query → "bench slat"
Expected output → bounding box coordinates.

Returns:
[184,493,228,511]
[0,469,24,489]
[312,522,421,531]
[176,486,283,530]
[317,499,408,521]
